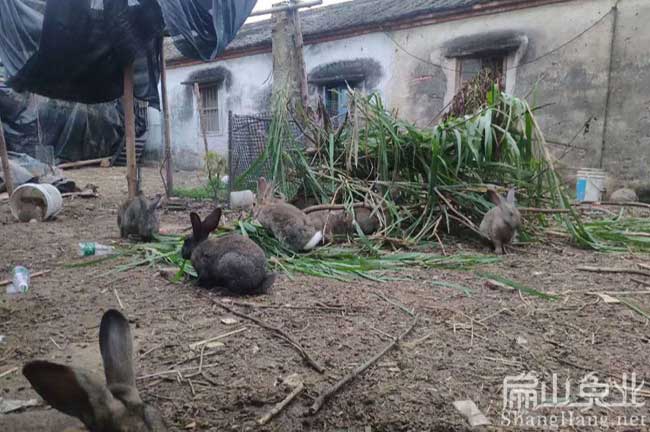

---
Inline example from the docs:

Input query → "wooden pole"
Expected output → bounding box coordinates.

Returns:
[159,38,174,196]
[0,116,14,195]
[193,83,213,185]
[123,63,137,199]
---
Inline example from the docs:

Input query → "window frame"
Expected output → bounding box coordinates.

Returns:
[455,54,507,91]
[321,79,363,119]
[198,82,221,136]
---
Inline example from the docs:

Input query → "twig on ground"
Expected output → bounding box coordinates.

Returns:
[202,293,325,373]
[258,381,305,425]
[630,278,650,288]
[307,316,418,415]
[577,266,650,278]
[0,367,18,379]
[113,288,124,309]
[372,291,415,317]
[137,363,221,380]
[188,327,248,350]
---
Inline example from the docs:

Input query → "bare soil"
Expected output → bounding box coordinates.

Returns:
[1,167,649,431]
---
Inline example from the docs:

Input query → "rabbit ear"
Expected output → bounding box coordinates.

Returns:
[190,212,203,239]
[23,361,117,427]
[487,189,503,205]
[257,177,268,198]
[506,188,516,204]
[99,309,136,389]
[148,195,163,212]
[202,208,222,234]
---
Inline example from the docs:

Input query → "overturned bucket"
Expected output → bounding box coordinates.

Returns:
[9,183,63,222]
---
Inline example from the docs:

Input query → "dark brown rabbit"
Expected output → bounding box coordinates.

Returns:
[19,310,167,432]
[117,192,162,241]
[479,187,521,254]
[253,177,322,251]
[181,208,275,295]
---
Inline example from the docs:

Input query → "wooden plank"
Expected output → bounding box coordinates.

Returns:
[0,115,14,195]
[57,157,111,170]
[160,37,174,197]
[123,63,137,199]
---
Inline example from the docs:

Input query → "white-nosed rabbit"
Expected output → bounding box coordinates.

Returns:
[308,206,380,241]
[253,177,322,251]
[479,187,521,255]
[117,192,162,241]
[14,309,167,432]
[181,208,275,295]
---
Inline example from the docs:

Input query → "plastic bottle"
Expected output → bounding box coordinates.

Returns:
[7,266,30,294]
[78,242,115,257]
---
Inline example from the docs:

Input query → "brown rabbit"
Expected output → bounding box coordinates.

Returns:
[253,177,322,251]
[479,187,521,254]
[17,309,167,432]
[181,208,275,295]
[308,206,380,241]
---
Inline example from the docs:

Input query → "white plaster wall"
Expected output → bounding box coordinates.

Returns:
[148,52,274,169]
[148,0,650,184]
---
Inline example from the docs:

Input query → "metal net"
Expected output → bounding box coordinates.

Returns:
[228,112,304,198]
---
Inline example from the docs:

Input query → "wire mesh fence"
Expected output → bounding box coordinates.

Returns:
[228,111,304,198]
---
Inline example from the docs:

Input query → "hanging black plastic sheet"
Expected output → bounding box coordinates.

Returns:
[0,82,147,161]
[159,0,257,61]
[0,0,163,106]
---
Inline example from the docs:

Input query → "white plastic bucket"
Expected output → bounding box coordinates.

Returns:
[576,169,606,203]
[9,183,63,222]
[230,190,255,209]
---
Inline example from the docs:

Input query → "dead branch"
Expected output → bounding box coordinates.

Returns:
[202,293,325,373]
[519,207,571,214]
[589,201,650,210]
[258,381,305,425]
[434,188,481,235]
[577,266,650,278]
[303,203,374,214]
[307,316,418,415]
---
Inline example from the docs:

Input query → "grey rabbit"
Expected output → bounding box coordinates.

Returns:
[308,206,380,241]
[20,309,167,432]
[181,208,276,295]
[117,192,162,241]
[253,177,322,251]
[479,187,521,254]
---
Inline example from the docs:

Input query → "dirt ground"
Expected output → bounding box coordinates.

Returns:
[1,166,650,431]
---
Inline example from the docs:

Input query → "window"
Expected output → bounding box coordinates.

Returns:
[199,84,220,134]
[323,81,359,118]
[456,55,505,88]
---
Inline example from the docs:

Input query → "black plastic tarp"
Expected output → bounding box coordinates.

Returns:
[0,0,163,106]
[160,0,257,61]
[0,0,256,161]
[0,0,256,105]
[0,82,146,161]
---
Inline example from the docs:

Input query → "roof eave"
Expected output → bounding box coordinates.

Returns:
[166,0,575,69]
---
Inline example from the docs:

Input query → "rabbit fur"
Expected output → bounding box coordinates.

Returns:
[479,188,521,254]
[117,192,162,241]
[182,208,275,295]
[253,177,322,251]
[20,309,167,432]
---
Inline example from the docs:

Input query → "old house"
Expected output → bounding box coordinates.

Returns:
[148,0,649,187]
